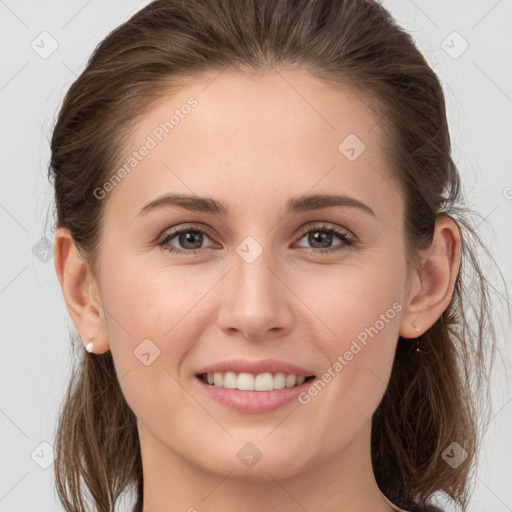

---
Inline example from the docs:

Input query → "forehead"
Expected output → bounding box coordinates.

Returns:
[105,68,403,224]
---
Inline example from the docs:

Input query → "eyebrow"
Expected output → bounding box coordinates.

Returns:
[137,192,376,218]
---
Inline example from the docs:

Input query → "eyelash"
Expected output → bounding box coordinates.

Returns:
[157,222,356,256]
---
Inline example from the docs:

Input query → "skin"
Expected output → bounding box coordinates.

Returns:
[55,68,461,512]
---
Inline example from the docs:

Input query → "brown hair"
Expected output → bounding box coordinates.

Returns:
[49,0,503,510]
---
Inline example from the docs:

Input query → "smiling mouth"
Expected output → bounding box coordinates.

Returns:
[197,371,316,391]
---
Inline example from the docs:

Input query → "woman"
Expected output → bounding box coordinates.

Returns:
[50,0,499,510]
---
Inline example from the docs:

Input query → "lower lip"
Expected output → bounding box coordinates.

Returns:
[196,376,314,413]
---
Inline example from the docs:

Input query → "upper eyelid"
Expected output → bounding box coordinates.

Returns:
[158,222,215,241]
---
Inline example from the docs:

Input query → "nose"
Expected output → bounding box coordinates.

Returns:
[216,248,294,341]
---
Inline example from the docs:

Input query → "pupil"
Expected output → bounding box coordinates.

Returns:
[180,231,202,249]
[310,231,332,248]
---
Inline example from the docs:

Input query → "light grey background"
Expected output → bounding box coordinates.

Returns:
[0,1,511,511]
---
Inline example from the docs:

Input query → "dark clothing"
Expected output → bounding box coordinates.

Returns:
[392,501,445,512]
[132,495,445,512]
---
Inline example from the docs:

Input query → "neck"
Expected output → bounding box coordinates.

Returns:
[139,419,402,512]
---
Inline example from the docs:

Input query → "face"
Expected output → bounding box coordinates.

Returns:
[93,68,410,481]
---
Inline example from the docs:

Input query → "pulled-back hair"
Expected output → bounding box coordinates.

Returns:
[49,1,501,510]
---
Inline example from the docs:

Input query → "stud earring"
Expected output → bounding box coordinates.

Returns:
[85,335,95,353]
[411,321,420,333]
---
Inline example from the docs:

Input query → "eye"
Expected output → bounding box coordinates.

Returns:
[157,224,218,255]
[157,222,356,256]
[293,223,355,253]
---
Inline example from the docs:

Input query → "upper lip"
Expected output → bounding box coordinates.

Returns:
[196,358,315,377]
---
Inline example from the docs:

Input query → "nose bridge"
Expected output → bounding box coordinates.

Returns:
[217,237,293,338]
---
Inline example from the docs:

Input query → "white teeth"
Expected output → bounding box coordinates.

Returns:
[254,372,274,391]
[273,372,285,389]
[213,372,224,387]
[203,371,310,391]
[223,371,237,389]
[285,374,296,388]
[237,372,254,390]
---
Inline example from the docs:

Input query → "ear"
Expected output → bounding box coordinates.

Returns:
[399,215,462,338]
[54,227,110,354]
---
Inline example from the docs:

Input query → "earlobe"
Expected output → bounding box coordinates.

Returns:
[399,215,462,339]
[54,227,109,354]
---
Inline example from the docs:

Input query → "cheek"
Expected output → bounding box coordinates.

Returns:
[291,260,404,408]
[97,259,213,398]
[97,265,207,427]
[290,269,402,440]
[100,257,204,339]
[292,259,404,347]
